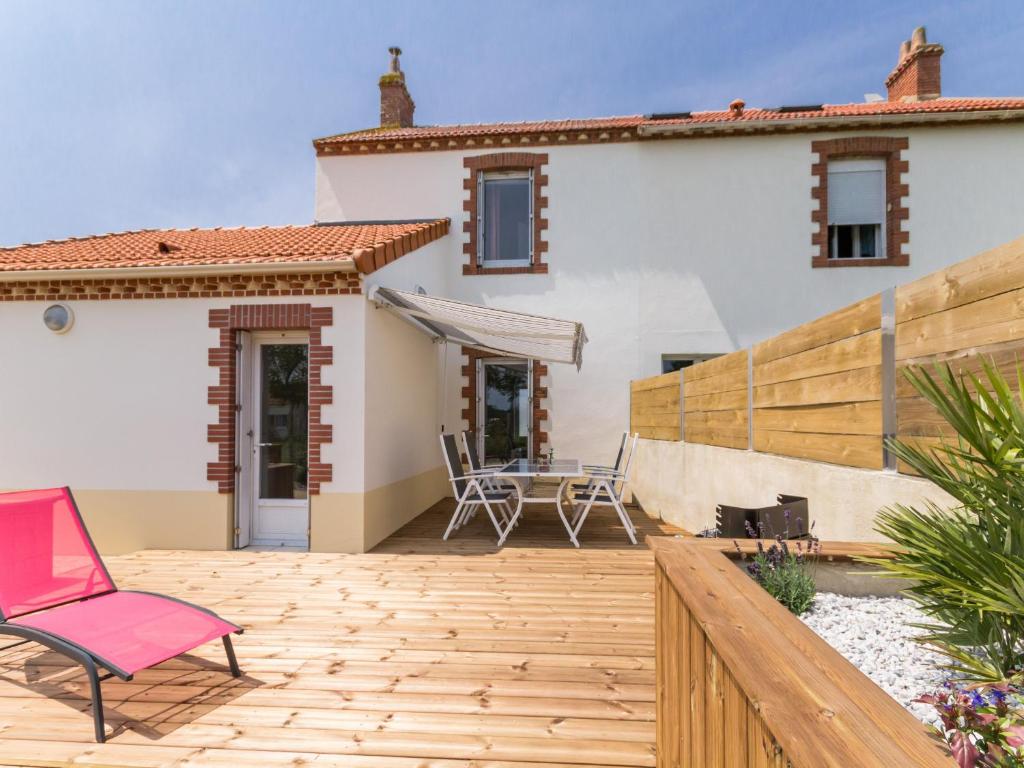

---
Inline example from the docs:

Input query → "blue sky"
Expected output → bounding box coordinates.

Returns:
[1,0,1021,247]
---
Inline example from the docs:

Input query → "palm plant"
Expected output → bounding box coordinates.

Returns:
[871,359,1024,682]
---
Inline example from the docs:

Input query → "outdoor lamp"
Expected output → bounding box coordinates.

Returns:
[42,303,74,334]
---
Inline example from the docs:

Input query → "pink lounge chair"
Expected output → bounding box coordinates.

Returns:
[0,487,242,742]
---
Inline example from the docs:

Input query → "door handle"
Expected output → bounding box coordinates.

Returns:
[257,442,276,448]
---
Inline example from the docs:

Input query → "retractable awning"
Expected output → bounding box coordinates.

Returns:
[368,286,588,368]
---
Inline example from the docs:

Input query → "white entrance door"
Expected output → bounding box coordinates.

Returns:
[476,358,533,465]
[235,330,310,548]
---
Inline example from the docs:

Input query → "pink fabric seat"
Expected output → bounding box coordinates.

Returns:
[0,487,242,742]
[10,591,238,677]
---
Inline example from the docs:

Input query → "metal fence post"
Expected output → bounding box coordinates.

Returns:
[747,349,754,451]
[881,288,897,471]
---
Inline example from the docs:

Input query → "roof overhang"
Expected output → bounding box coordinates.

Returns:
[369,286,588,369]
[638,108,1024,137]
[0,258,358,282]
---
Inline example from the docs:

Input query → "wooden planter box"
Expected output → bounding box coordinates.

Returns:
[649,536,952,767]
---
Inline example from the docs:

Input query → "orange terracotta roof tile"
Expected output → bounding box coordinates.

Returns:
[642,97,1024,126]
[0,219,450,275]
[315,115,645,146]
[314,98,1024,152]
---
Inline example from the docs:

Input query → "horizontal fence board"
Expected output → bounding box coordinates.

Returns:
[752,295,881,365]
[754,330,882,387]
[683,425,749,450]
[683,350,747,382]
[631,370,682,392]
[683,388,748,414]
[630,412,682,429]
[686,409,748,431]
[753,429,882,469]
[682,350,749,449]
[896,285,1024,362]
[753,365,882,408]
[753,401,883,436]
[630,371,681,441]
[896,235,1024,323]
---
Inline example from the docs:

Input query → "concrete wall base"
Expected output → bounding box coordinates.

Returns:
[632,439,955,542]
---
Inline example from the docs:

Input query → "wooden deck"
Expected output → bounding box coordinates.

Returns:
[0,501,682,767]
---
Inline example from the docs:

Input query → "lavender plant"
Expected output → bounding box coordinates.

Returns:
[737,515,819,616]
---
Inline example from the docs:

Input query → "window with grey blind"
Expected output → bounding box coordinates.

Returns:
[477,170,533,266]
[827,158,885,260]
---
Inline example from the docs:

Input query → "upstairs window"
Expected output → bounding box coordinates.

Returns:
[478,170,533,267]
[827,158,885,261]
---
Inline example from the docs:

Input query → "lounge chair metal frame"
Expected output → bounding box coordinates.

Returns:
[0,488,242,743]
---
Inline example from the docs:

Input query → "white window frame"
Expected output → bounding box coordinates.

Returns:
[661,354,720,374]
[827,158,886,261]
[477,169,534,268]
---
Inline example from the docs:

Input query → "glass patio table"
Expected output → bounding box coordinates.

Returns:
[489,458,585,547]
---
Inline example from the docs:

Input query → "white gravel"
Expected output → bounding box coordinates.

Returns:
[800,593,946,725]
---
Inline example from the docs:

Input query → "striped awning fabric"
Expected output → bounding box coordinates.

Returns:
[368,286,588,368]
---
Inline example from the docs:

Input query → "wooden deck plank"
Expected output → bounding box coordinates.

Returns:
[0,500,679,767]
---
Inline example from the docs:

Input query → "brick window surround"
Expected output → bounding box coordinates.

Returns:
[463,152,549,275]
[207,304,333,494]
[460,347,549,459]
[811,137,909,268]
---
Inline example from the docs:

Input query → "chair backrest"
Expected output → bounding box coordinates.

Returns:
[614,433,641,494]
[0,487,116,621]
[462,431,482,472]
[610,432,628,472]
[439,434,467,498]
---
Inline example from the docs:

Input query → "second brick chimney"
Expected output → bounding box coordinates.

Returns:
[886,26,944,102]
[379,46,415,128]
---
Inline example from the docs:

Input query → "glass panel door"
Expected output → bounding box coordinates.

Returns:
[480,360,531,464]
[258,344,309,500]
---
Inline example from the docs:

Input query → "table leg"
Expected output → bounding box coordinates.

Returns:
[496,478,525,547]
[555,477,580,548]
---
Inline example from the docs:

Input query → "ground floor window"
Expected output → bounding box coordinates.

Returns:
[661,354,720,374]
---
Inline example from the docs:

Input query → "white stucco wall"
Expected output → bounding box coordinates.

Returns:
[315,123,1024,463]
[0,294,366,495]
[362,299,444,492]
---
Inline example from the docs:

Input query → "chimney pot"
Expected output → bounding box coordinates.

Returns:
[886,26,943,102]
[729,98,745,117]
[910,26,927,50]
[379,46,415,128]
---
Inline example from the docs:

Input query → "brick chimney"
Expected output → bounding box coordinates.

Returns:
[886,26,944,102]
[379,46,415,128]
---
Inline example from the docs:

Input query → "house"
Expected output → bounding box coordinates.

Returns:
[1,28,1023,553]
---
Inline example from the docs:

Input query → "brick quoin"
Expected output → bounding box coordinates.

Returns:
[461,347,549,460]
[810,136,910,268]
[462,153,549,276]
[207,304,334,495]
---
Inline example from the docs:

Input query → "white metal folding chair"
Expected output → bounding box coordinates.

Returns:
[569,433,640,545]
[572,432,628,495]
[439,433,516,541]
[462,431,517,492]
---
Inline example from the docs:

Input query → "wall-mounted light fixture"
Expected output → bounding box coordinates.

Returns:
[43,303,74,334]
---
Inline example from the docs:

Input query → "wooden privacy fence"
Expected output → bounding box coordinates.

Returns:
[752,294,884,470]
[895,236,1024,472]
[629,234,1024,474]
[683,351,748,449]
[651,536,953,767]
[630,371,682,441]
